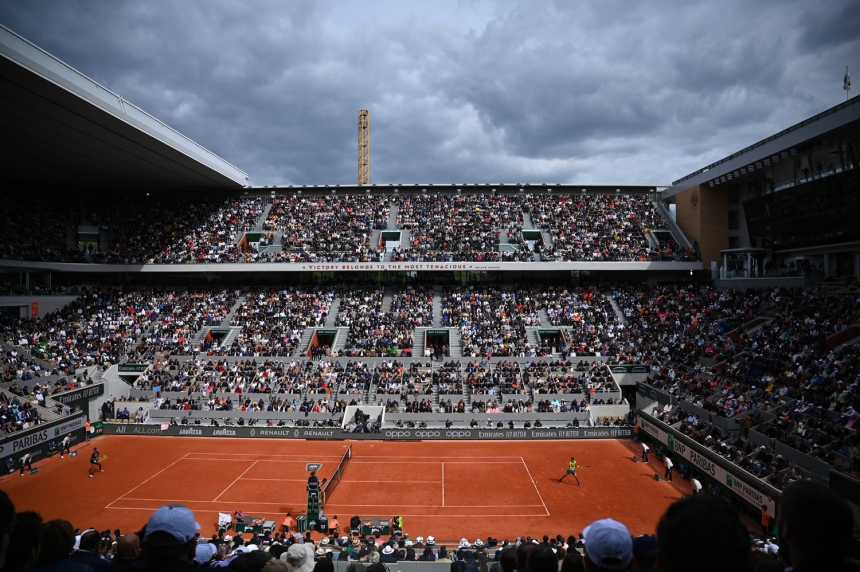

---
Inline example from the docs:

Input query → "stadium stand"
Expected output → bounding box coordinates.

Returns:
[2,25,860,567]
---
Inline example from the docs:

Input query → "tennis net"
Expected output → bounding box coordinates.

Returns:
[322,444,352,507]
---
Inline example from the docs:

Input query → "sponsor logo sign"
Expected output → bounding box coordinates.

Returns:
[0,414,86,460]
[102,423,631,442]
[51,384,105,410]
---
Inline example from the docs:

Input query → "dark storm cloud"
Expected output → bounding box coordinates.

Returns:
[1,0,858,186]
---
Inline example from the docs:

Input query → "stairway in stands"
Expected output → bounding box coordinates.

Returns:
[448,328,462,358]
[412,328,427,358]
[387,204,399,229]
[382,288,394,312]
[222,293,247,326]
[522,212,534,228]
[325,297,341,327]
[220,327,243,350]
[295,328,315,357]
[526,327,541,348]
[538,309,551,327]
[432,289,443,326]
[255,203,272,231]
[606,294,626,325]
[331,327,350,354]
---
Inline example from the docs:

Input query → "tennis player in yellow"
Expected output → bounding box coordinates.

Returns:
[559,456,580,486]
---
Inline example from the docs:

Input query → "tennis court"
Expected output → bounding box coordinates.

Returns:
[3,436,687,542]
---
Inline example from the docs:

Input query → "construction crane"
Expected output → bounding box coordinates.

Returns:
[358,109,371,185]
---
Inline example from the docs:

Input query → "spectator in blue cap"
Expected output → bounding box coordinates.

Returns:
[140,505,200,572]
[582,519,633,571]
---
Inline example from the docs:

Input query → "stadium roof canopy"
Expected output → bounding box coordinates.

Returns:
[664,94,860,198]
[0,25,248,191]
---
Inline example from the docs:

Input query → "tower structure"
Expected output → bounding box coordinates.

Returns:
[358,109,371,185]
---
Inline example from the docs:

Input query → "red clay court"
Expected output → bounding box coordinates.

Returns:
[2,436,687,542]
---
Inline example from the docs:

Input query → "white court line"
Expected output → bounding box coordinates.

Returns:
[187,452,522,460]
[187,452,344,458]
[344,479,443,484]
[240,478,442,484]
[116,497,543,509]
[243,478,308,482]
[120,497,302,505]
[105,506,548,517]
[181,458,310,463]
[213,460,259,502]
[441,462,445,507]
[104,452,190,509]
[520,456,551,516]
[350,460,522,464]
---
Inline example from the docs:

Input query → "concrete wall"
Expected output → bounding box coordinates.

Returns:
[589,403,631,419]
[0,295,78,318]
[676,185,728,269]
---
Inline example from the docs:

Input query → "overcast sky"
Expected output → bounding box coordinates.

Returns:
[2,0,858,186]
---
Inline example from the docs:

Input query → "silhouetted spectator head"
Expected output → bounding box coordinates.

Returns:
[500,547,518,572]
[313,555,335,572]
[632,535,657,572]
[230,549,271,571]
[530,545,559,572]
[37,519,76,566]
[517,541,539,572]
[6,511,42,572]
[116,533,142,560]
[560,548,585,572]
[78,528,101,551]
[656,495,751,572]
[777,480,855,572]
[0,491,14,572]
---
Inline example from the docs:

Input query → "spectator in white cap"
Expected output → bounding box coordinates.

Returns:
[582,518,633,571]
[281,542,315,572]
[140,505,201,572]
[381,544,398,563]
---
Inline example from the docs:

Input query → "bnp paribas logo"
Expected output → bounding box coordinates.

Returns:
[667,434,676,451]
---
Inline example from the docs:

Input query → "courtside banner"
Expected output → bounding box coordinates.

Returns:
[637,412,778,513]
[0,412,86,461]
[51,383,105,411]
[103,424,632,441]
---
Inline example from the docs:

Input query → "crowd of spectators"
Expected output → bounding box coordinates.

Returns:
[2,281,857,474]
[152,197,265,263]
[442,288,541,357]
[228,289,334,357]
[137,290,241,356]
[0,191,685,264]
[640,286,860,475]
[531,193,659,261]
[0,390,43,434]
[539,288,621,354]
[0,289,184,371]
[265,194,390,263]
[393,192,525,262]
[336,287,432,357]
